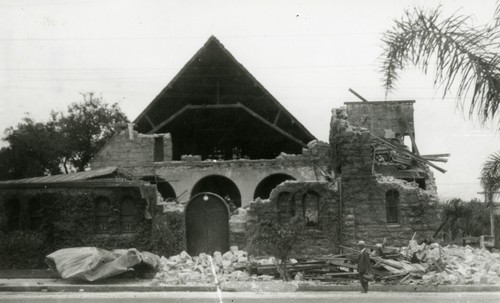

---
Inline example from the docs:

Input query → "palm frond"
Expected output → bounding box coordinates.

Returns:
[481,151,500,202]
[380,5,500,125]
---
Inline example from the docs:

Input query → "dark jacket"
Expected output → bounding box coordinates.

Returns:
[357,248,372,273]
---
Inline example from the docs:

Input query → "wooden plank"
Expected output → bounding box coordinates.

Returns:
[422,157,448,163]
[328,260,357,269]
[325,272,359,277]
[371,134,447,173]
[348,88,369,102]
[421,153,450,158]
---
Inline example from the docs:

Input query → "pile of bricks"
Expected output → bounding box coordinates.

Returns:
[151,247,253,285]
[397,242,500,285]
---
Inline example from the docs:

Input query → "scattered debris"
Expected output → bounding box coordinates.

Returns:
[151,247,253,285]
[47,242,500,286]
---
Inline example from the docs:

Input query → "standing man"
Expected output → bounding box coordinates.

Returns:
[357,240,372,293]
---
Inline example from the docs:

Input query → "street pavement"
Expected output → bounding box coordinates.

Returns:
[0,291,500,303]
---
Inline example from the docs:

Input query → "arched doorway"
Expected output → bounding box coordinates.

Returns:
[185,192,229,255]
[191,175,241,208]
[254,173,296,200]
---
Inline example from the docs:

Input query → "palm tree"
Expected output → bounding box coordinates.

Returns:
[380,4,500,124]
[433,198,467,239]
[481,152,500,239]
[381,4,500,243]
[481,152,500,204]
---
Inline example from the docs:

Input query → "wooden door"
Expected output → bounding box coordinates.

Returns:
[185,192,229,255]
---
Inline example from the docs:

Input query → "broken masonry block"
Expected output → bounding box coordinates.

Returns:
[213,251,223,265]
[222,251,234,260]
[222,260,232,269]
[179,251,192,262]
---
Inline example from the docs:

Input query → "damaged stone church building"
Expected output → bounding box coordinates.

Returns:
[0,37,442,263]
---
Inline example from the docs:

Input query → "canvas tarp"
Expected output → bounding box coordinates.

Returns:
[45,247,159,282]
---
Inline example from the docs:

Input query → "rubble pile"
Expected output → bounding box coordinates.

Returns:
[398,242,500,285]
[151,247,258,285]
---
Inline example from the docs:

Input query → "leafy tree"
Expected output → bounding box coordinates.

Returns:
[0,116,65,179]
[250,205,305,281]
[0,93,128,179]
[53,92,127,172]
[380,4,500,124]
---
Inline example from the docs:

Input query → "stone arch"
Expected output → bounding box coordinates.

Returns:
[191,175,241,208]
[254,173,296,200]
[141,176,177,201]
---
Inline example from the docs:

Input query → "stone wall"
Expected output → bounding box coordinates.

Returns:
[0,185,154,269]
[233,180,340,257]
[331,107,441,246]
[91,123,172,169]
[345,101,415,138]
[120,139,330,208]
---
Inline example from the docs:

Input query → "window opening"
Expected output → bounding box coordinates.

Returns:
[386,189,399,223]
[120,197,138,233]
[154,137,164,162]
[95,197,111,234]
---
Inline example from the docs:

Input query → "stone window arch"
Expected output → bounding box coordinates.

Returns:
[302,191,319,227]
[277,191,295,223]
[120,196,138,233]
[95,196,111,234]
[386,189,400,224]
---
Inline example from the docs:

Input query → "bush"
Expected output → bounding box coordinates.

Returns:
[249,203,305,281]
[0,230,46,269]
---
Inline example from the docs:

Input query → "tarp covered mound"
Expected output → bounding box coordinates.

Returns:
[45,247,160,282]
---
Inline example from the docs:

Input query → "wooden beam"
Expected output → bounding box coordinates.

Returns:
[273,109,282,125]
[422,157,448,163]
[348,88,368,102]
[149,103,307,147]
[421,153,450,158]
[144,114,156,129]
[148,104,246,134]
[397,107,420,155]
[237,103,307,147]
[371,134,447,173]
[147,104,194,134]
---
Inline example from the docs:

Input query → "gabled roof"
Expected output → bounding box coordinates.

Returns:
[133,36,315,160]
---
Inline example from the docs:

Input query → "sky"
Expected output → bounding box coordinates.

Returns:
[0,0,499,201]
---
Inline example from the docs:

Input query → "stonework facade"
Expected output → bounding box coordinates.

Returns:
[331,101,441,246]
[91,123,173,169]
